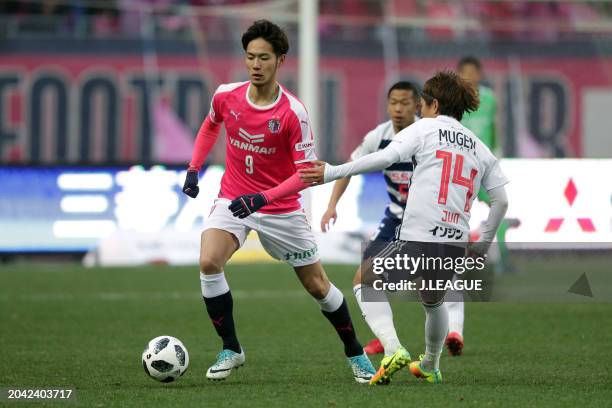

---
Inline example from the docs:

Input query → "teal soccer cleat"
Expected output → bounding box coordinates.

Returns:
[206,349,245,381]
[348,352,376,384]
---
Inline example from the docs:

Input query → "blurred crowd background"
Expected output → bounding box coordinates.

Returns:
[1,0,612,166]
[0,0,612,40]
[2,0,612,39]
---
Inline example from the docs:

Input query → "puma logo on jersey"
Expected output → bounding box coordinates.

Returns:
[238,127,264,144]
[230,110,241,120]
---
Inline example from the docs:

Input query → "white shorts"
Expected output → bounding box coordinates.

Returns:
[204,198,320,267]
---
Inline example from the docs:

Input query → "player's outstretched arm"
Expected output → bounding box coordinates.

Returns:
[299,147,401,185]
[468,185,508,256]
[300,120,421,185]
[182,116,221,198]
[321,176,351,232]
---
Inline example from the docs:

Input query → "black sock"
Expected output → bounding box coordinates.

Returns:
[321,299,363,357]
[203,291,241,353]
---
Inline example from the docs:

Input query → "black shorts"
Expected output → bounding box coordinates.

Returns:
[362,208,402,260]
[361,240,466,285]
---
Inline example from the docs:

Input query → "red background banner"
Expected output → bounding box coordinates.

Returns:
[1,54,611,163]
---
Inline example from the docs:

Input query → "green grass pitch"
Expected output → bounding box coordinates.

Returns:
[1,259,611,407]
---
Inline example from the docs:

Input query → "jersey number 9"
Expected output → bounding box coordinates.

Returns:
[245,155,254,174]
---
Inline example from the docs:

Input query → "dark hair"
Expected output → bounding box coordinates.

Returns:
[457,56,482,71]
[241,20,289,57]
[421,70,479,121]
[387,81,420,101]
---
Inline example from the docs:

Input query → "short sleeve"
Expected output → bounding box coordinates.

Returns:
[387,121,423,162]
[208,88,225,124]
[350,130,380,161]
[288,111,317,164]
[481,155,509,191]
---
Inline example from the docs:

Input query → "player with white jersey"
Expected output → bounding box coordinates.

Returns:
[299,71,509,384]
[182,20,375,383]
[320,81,419,357]
[443,56,500,357]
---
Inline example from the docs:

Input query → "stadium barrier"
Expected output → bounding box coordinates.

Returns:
[0,159,610,265]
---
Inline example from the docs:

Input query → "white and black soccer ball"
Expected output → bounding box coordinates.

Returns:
[142,336,189,383]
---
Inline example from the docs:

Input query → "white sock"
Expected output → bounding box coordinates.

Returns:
[353,284,401,356]
[446,298,464,336]
[422,302,448,371]
[316,283,344,312]
[200,271,229,298]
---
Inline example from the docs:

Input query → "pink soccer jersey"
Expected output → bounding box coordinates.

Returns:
[209,81,317,214]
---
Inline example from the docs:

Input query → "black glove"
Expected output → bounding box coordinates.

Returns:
[182,170,200,198]
[229,193,268,218]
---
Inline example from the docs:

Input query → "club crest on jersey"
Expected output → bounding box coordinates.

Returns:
[268,118,281,133]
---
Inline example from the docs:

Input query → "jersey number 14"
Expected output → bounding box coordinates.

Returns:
[436,150,478,212]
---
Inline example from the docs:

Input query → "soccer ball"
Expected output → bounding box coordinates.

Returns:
[142,336,189,382]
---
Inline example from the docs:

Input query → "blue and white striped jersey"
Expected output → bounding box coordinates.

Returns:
[350,120,415,219]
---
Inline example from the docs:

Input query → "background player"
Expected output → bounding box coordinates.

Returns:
[182,20,375,383]
[458,56,498,154]
[320,81,419,358]
[299,71,509,384]
[445,56,511,355]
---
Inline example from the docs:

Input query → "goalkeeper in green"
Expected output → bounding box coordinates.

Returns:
[443,57,516,356]
[459,56,498,153]
[458,56,515,268]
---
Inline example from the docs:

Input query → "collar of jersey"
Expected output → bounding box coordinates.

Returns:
[437,115,461,126]
[246,82,283,110]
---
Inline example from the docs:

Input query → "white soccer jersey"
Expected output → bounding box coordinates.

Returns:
[350,120,414,219]
[387,115,509,244]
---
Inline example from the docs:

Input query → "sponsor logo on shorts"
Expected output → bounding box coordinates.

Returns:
[295,141,315,152]
[284,245,318,261]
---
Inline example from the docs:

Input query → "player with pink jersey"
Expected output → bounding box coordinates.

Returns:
[201,79,315,214]
[182,20,375,383]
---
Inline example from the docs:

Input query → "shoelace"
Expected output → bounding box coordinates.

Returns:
[351,356,372,374]
[216,349,235,364]
[416,354,439,374]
